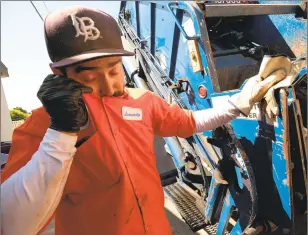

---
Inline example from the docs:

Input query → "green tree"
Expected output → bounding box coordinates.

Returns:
[14,107,29,114]
[10,107,29,121]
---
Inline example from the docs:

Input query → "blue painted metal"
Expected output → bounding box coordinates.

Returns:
[167,3,200,40]
[204,177,223,222]
[271,90,292,219]
[259,1,306,58]
[125,2,137,33]
[168,8,182,80]
[168,1,219,95]
[216,191,235,235]
[150,3,156,56]
[230,221,243,235]
[153,3,176,75]
[135,1,140,38]
[193,135,216,168]
[164,137,185,169]
[235,166,244,190]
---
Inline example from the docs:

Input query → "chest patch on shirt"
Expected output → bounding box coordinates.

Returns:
[122,106,142,121]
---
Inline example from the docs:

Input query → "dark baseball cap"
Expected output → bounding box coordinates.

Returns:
[44,6,134,68]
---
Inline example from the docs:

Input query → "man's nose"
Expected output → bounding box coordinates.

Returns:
[100,77,114,96]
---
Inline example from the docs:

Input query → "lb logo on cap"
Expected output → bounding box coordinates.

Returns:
[71,13,101,42]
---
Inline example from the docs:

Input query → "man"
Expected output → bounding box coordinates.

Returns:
[1,6,290,235]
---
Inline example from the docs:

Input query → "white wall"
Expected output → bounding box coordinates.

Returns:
[1,79,13,142]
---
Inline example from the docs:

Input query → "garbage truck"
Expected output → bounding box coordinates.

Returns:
[118,1,307,234]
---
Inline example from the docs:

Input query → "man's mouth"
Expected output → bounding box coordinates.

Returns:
[99,91,123,97]
[113,91,124,97]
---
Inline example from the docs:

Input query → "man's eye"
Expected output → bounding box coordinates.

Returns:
[110,68,120,75]
[83,77,97,83]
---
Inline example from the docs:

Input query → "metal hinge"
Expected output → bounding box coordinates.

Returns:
[168,77,190,94]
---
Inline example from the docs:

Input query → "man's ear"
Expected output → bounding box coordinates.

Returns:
[49,63,63,75]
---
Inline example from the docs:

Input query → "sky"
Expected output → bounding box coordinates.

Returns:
[1,1,121,112]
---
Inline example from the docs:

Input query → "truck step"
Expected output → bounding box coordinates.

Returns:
[164,182,208,232]
[164,182,230,234]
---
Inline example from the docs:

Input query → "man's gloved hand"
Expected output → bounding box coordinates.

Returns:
[264,59,306,118]
[229,56,292,116]
[37,74,93,133]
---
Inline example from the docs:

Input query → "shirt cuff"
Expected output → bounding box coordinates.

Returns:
[42,128,78,154]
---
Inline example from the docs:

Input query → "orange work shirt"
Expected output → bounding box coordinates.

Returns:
[2,88,196,235]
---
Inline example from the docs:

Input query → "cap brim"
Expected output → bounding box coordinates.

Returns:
[51,48,135,68]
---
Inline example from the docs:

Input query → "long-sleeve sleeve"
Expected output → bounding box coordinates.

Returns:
[151,92,240,137]
[1,128,77,235]
[193,102,240,133]
[151,93,197,138]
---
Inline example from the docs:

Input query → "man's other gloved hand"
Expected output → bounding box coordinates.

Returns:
[229,56,291,116]
[37,74,93,133]
[263,59,306,118]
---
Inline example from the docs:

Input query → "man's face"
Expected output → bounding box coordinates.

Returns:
[63,56,125,97]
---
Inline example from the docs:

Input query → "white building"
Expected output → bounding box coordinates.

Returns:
[1,61,13,142]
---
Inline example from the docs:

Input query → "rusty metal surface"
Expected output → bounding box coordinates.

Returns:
[189,1,221,93]
[291,85,307,193]
[292,101,307,191]
[281,88,295,234]
[203,4,302,18]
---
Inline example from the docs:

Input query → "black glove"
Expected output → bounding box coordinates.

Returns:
[37,74,93,133]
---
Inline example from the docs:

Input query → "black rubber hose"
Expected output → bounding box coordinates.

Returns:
[193,153,210,199]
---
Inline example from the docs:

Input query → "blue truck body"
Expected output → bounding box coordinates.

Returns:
[119,1,307,234]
